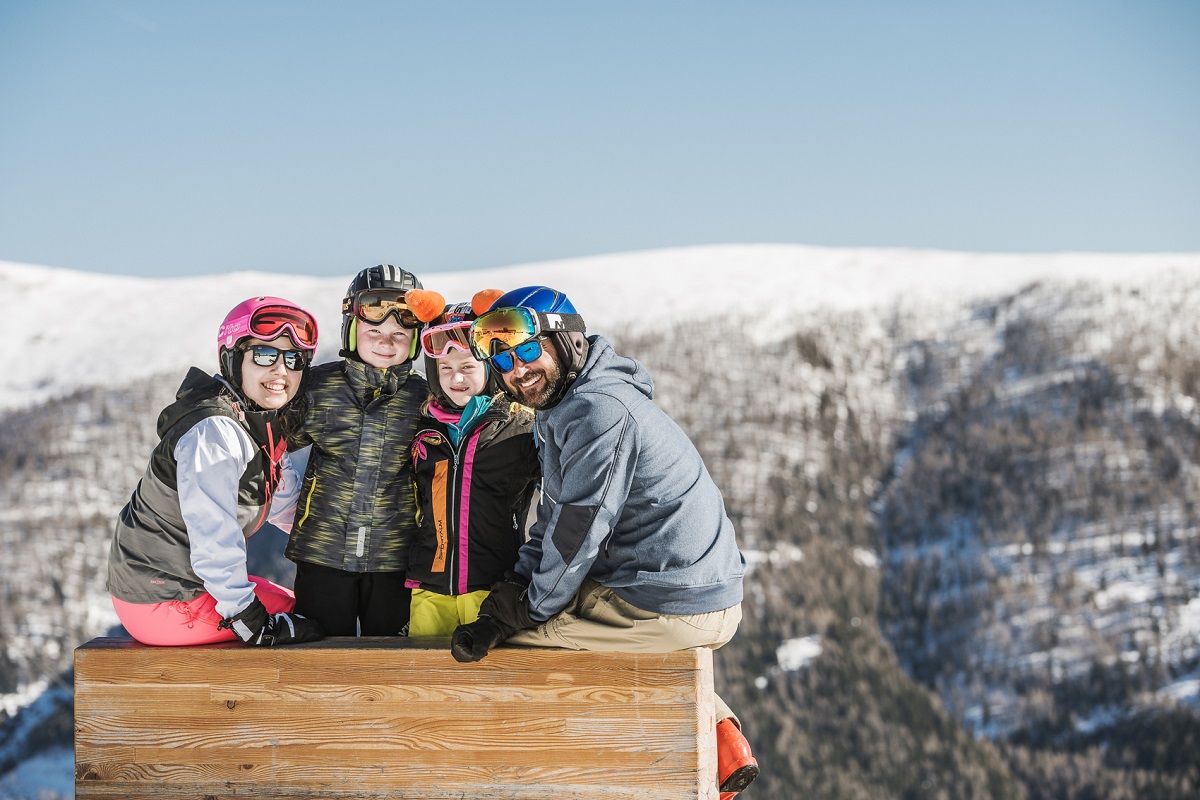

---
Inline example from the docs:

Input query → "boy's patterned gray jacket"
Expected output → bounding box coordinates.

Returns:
[285,357,427,573]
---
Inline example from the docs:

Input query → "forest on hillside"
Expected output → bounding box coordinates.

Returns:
[876,281,1200,798]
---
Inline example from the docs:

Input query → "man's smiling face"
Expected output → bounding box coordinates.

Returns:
[499,337,565,409]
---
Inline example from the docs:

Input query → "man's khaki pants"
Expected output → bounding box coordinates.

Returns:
[508,577,742,722]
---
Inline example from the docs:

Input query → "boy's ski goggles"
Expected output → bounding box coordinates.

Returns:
[469,306,585,362]
[343,289,423,328]
[421,321,474,358]
[488,337,546,373]
[244,344,311,371]
[249,306,319,350]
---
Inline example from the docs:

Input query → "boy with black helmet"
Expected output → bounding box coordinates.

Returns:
[405,290,541,636]
[285,264,445,636]
[453,285,759,797]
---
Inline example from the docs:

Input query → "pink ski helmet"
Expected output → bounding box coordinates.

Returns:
[217,296,319,387]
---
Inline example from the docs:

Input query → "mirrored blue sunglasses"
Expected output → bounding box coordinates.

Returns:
[489,337,545,373]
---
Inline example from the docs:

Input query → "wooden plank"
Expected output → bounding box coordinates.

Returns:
[77,713,696,751]
[75,637,718,800]
[76,680,699,706]
[86,744,704,768]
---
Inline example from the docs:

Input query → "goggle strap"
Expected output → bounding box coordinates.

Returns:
[532,311,586,335]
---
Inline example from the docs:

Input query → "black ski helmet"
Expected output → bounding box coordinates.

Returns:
[340,264,423,361]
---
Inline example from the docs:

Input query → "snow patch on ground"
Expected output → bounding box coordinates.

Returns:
[742,544,804,576]
[777,635,823,671]
[853,548,881,569]
[0,681,51,721]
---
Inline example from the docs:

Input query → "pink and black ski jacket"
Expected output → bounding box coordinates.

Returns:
[406,398,540,596]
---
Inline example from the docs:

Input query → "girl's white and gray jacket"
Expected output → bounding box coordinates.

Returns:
[106,368,303,618]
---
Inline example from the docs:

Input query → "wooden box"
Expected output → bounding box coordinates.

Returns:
[74,637,718,799]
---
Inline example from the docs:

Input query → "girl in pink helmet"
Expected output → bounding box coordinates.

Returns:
[106,296,324,646]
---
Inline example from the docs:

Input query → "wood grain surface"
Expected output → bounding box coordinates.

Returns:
[74,637,718,799]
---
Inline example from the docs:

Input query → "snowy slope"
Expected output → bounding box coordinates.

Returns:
[2,245,1196,410]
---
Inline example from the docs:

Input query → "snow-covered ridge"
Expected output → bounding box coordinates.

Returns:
[1,244,1196,411]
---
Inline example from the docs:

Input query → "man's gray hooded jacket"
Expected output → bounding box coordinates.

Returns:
[516,335,746,621]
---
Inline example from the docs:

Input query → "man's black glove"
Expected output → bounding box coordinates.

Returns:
[478,575,536,631]
[450,615,516,663]
[218,596,324,646]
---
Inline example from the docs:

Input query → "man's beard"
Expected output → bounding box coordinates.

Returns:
[505,356,565,409]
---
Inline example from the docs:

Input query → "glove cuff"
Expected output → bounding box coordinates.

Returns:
[477,613,518,641]
[479,581,536,631]
[217,596,269,644]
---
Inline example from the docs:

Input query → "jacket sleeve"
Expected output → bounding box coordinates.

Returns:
[520,394,638,622]
[174,416,258,618]
[267,445,310,533]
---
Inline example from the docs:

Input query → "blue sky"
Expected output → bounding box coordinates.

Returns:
[1,1,1197,277]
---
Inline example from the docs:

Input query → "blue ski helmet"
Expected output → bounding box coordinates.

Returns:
[486,286,589,404]
[487,286,579,316]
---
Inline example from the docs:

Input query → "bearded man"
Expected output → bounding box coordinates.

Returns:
[452,286,759,798]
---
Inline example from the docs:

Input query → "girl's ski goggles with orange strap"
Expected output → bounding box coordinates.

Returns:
[469,307,585,362]
[342,289,424,329]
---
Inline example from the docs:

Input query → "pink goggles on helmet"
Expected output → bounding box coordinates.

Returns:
[420,320,474,359]
[219,297,319,353]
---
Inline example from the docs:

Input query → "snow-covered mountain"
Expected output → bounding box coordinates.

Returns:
[3,244,1200,800]
[1,245,1193,410]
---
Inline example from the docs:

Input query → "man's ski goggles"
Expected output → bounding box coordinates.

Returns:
[488,337,546,374]
[421,321,474,358]
[249,306,318,350]
[343,289,423,328]
[245,345,311,371]
[469,306,585,362]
